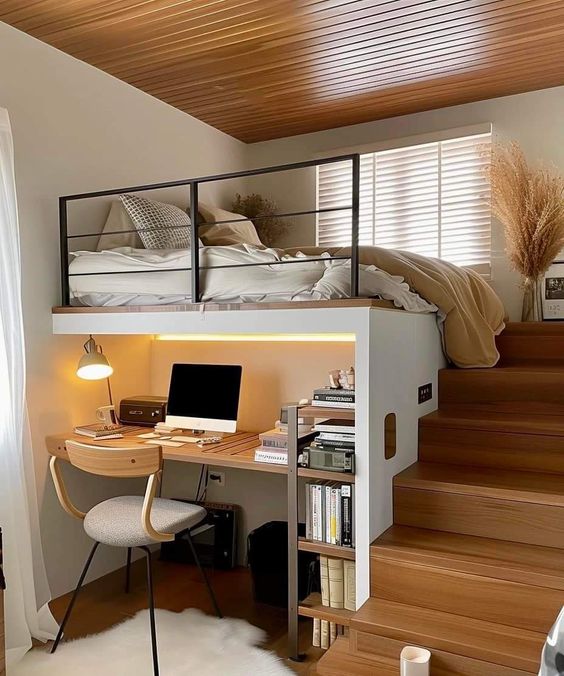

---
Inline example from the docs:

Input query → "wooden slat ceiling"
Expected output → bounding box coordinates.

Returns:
[2,1,564,143]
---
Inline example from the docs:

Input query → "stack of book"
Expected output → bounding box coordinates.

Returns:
[305,481,354,547]
[312,387,355,410]
[73,423,130,439]
[312,557,356,649]
[254,420,316,466]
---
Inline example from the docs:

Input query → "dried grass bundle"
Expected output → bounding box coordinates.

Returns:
[489,142,564,282]
[231,193,290,247]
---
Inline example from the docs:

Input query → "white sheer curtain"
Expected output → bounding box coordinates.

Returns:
[0,108,58,667]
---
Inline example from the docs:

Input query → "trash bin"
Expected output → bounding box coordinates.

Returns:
[247,520,318,608]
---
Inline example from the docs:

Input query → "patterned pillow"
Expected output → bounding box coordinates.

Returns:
[120,194,191,249]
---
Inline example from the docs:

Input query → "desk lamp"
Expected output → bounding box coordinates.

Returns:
[76,335,114,405]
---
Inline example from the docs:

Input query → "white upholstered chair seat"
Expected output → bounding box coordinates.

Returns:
[84,496,206,547]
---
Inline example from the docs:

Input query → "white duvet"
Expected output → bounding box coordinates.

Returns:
[68,245,437,313]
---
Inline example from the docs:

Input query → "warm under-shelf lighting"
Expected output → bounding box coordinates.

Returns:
[155,333,356,343]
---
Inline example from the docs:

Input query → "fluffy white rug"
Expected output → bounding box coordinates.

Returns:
[12,609,293,675]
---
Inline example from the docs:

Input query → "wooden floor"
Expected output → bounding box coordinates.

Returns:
[49,557,322,674]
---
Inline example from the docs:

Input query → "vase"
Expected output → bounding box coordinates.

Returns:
[521,277,543,322]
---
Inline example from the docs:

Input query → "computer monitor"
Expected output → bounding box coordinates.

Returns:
[165,363,242,434]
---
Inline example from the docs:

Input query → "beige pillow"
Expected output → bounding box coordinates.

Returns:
[96,201,144,251]
[198,202,262,247]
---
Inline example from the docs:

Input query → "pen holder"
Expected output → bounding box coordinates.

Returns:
[400,646,431,676]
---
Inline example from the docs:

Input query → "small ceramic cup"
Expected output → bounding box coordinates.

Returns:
[400,646,431,676]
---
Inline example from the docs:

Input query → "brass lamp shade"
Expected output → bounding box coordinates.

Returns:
[76,336,113,380]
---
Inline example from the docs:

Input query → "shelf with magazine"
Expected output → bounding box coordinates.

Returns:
[287,387,357,659]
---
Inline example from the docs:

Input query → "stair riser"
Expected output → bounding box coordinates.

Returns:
[419,426,564,474]
[370,557,563,634]
[394,487,564,549]
[351,630,537,676]
[497,335,564,362]
[438,370,564,414]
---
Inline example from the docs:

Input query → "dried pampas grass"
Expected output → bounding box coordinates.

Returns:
[487,142,564,320]
[489,142,564,280]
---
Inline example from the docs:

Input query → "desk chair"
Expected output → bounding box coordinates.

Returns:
[49,441,222,676]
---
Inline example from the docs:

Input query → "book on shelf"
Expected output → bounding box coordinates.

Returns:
[330,622,337,645]
[311,399,355,410]
[343,560,356,612]
[320,555,330,605]
[258,428,316,449]
[305,481,354,547]
[313,419,355,434]
[313,388,355,404]
[312,618,321,647]
[73,423,129,439]
[320,620,329,649]
[328,558,344,609]
[254,449,288,465]
[313,432,356,448]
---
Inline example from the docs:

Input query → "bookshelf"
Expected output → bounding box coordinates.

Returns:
[287,403,356,661]
[298,467,355,482]
[298,593,354,626]
[297,537,355,561]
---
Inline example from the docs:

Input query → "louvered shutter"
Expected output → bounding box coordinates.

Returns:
[316,132,491,272]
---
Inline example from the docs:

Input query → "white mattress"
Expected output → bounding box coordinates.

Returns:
[68,245,437,313]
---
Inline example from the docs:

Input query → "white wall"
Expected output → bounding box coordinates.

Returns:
[150,339,355,564]
[247,86,564,320]
[0,22,246,597]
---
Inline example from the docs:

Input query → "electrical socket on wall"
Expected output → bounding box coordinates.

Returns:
[209,471,226,488]
[418,383,433,404]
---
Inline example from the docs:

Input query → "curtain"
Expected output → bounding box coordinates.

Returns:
[0,108,58,666]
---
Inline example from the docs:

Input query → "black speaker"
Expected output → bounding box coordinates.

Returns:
[160,500,238,570]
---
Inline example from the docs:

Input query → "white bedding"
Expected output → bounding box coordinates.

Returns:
[68,245,437,313]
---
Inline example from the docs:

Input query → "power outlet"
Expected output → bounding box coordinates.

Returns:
[418,383,432,404]
[209,471,226,488]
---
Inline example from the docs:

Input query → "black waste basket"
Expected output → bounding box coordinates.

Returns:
[247,520,318,608]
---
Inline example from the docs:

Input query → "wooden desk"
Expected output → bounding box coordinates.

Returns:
[44,429,290,474]
[46,424,354,483]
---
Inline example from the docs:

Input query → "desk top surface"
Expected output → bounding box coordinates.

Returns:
[44,428,286,474]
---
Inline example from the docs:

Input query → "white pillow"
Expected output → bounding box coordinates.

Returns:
[96,201,144,251]
[120,194,191,249]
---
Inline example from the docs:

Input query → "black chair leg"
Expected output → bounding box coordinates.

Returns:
[51,541,100,654]
[125,547,132,593]
[185,530,222,619]
[140,546,160,676]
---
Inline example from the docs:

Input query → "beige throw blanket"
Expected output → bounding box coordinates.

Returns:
[286,246,506,368]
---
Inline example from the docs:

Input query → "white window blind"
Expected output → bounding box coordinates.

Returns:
[316,132,491,273]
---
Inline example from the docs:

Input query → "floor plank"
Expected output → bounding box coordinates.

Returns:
[48,558,321,674]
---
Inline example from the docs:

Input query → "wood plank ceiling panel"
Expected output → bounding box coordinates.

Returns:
[2,0,564,142]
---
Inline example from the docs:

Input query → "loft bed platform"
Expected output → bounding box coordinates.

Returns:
[52,297,406,335]
[54,154,442,337]
[52,298,396,314]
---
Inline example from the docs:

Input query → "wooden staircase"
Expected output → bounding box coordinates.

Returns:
[317,322,564,675]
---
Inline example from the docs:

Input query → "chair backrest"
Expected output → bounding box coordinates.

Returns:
[65,440,162,478]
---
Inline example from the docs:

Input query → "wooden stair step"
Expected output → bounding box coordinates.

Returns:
[371,525,564,590]
[316,637,396,676]
[420,408,564,436]
[394,463,564,547]
[371,524,564,632]
[419,409,564,474]
[438,365,564,415]
[351,597,543,673]
[496,323,564,363]
[395,463,564,505]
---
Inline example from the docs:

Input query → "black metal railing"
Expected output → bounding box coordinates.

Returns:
[59,154,361,306]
